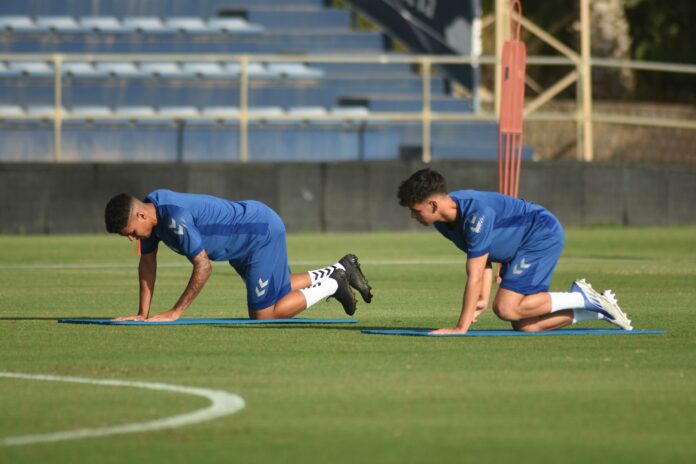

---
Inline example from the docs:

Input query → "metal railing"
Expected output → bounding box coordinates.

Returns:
[0,52,694,163]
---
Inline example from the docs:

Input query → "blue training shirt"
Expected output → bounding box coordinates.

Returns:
[433,190,550,263]
[140,190,276,262]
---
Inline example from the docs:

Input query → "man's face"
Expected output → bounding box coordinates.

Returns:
[119,213,153,241]
[408,199,438,226]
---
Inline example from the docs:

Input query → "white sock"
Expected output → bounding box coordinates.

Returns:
[308,262,345,285]
[572,308,605,324]
[299,278,338,309]
[549,292,586,312]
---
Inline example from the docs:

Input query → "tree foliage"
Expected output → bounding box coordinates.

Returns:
[482,0,694,103]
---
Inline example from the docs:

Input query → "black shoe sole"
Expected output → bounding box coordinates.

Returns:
[339,254,373,303]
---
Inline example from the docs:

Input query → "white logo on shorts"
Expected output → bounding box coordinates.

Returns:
[512,258,531,275]
[255,277,269,297]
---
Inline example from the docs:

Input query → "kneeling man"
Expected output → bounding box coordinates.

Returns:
[397,169,631,334]
[105,190,372,322]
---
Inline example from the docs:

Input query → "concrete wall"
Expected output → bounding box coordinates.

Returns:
[1,160,695,234]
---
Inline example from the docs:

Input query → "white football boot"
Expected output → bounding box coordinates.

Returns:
[571,279,633,330]
[600,289,633,331]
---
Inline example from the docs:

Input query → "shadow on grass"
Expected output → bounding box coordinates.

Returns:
[212,324,430,333]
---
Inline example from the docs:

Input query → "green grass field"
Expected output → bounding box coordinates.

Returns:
[1,228,695,463]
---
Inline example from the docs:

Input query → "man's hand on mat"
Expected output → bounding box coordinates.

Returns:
[146,308,183,322]
[113,314,146,321]
[430,327,468,335]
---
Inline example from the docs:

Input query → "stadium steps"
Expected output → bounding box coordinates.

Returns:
[0,1,498,163]
[339,94,473,113]
[0,0,329,16]
[0,75,449,108]
[0,15,266,35]
[1,31,384,54]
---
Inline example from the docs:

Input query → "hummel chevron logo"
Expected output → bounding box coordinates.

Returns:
[255,278,269,297]
[168,218,184,236]
[469,215,485,234]
[512,258,531,275]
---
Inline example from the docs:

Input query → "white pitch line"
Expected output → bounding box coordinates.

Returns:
[0,259,466,270]
[0,372,245,447]
[0,257,647,271]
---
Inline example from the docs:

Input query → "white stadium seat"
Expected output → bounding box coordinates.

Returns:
[35,16,89,33]
[122,17,175,34]
[8,61,54,77]
[206,18,264,34]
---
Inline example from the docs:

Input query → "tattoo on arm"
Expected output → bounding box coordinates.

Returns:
[173,251,212,313]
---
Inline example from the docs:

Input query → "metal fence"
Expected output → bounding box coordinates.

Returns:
[0,52,694,163]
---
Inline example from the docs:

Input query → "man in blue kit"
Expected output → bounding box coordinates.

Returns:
[397,169,632,334]
[104,190,372,322]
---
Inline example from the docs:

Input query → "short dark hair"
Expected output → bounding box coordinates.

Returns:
[104,193,135,233]
[397,169,448,207]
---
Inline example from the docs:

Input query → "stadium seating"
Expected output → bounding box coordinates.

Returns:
[0,0,522,162]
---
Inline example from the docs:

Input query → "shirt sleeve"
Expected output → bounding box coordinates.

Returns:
[163,209,205,260]
[463,207,495,258]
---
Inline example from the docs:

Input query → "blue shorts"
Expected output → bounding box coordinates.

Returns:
[229,212,292,311]
[499,211,565,295]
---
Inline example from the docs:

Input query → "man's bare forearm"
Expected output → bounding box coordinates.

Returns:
[171,252,212,313]
[456,275,483,331]
[138,252,157,318]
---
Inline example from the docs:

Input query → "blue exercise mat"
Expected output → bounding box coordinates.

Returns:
[362,328,666,337]
[59,317,357,326]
